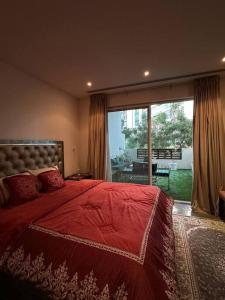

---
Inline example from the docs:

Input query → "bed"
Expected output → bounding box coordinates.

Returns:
[0,140,177,300]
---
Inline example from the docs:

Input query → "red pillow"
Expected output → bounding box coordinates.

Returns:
[38,170,65,191]
[0,186,5,207]
[3,175,39,206]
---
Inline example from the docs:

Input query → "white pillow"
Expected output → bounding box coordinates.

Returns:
[28,165,58,176]
[28,166,59,191]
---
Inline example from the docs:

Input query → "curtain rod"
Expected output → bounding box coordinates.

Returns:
[88,68,225,94]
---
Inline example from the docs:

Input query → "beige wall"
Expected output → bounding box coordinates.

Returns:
[0,62,79,176]
[78,96,90,173]
[2,60,222,177]
[108,81,194,108]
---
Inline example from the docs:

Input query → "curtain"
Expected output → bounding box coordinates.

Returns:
[192,75,225,215]
[105,134,112,181]
[88,94,108,179]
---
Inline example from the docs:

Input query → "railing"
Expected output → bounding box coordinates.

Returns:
[137,148,182,160]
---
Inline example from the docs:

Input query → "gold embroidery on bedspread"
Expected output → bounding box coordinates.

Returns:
[1,246,128,300]
[0,246,10,267]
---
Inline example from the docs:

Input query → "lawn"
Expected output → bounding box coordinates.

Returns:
[112,169,192,202]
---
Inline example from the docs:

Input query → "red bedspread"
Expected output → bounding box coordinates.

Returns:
[0,180,177,300]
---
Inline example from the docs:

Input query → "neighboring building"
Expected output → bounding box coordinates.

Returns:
[122,109,147,129]
[151,103,171,117]
[151,101,193,119]
[121,103,193,131]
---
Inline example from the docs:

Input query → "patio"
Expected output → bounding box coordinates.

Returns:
[112,169,192,202]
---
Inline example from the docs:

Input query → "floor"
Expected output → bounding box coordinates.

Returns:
[173,201,192,216]
[173,202,225,300]
[173,201,220,220]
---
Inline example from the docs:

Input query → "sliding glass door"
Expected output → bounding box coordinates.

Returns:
[108,100,193,202]
[108,108,149,185]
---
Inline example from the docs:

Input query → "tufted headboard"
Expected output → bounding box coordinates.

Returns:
[0,140,64,178]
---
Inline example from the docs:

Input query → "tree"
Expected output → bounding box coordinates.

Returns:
[122,103,192,149]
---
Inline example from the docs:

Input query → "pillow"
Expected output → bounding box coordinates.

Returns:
[0,179,8,207]
[29,166,59,191]
[28,165,58,176]
[38,169,65,192]
[0,186,5,207]
[0,172,31,207]
[3,175,39,206]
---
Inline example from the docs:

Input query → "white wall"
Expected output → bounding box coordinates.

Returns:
[0,61,79,176]
[108,111,125,158]
[125,148,193,169]
[153,148,193,169]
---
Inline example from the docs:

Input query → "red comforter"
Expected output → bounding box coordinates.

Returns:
[0,180,177,300]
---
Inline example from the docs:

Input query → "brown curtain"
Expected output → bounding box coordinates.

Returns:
[88,94,108,179]
[192,75,225,215]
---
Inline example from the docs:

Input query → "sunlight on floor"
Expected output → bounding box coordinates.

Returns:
[173,202,192,216]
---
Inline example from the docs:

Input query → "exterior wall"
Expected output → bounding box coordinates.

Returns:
[125,148,193,169]
[108,111,125,158]
[0,61,79,176]
[152,148,193,169]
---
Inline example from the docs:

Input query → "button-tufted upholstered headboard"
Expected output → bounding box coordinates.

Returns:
[0,140,64,178]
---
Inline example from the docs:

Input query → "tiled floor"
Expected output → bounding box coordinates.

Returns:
[173,201,220,220]
[173,201,192,216]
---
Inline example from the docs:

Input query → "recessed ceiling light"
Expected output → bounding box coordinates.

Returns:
[222,57,225,62]
[144,70,150,77]
[86,81,92,87]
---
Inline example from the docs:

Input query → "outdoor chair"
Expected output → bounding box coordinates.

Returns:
[152,163,157,176]
[132,162,158,177]
[132,161,148,175]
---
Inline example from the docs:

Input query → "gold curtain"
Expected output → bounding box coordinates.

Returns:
[88,94,108,179]
[192,75,225,215]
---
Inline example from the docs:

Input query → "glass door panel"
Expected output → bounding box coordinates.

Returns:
[151,100,193,201]
[108,108,149,185]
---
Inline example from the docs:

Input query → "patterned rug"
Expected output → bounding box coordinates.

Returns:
[173,215,225,300]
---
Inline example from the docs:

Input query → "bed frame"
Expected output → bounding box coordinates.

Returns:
[0,140,64,178]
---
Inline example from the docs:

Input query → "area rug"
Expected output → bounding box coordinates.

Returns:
[173,215,225,300]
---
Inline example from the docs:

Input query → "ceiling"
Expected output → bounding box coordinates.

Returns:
[0,0,225,98]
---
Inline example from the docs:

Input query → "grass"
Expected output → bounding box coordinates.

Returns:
[112,169,192,202]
